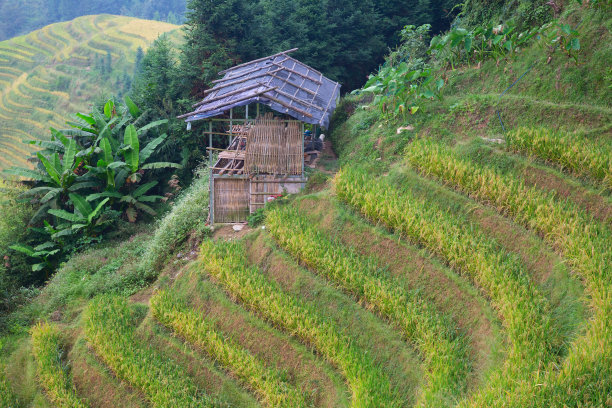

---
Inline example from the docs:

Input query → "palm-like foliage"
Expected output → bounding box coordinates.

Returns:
[4,97,182,273]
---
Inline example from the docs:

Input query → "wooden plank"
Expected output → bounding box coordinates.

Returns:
[218,48,298,75]
[271,62,323,85]
[178,87,277,119]
[263,93,313,118]
[192,83,262,108]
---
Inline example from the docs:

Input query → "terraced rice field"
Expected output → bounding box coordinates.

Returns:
[3,118,610,406]
[0,14,179,171]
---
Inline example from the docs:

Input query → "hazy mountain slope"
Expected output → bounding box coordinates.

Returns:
[0,14,179,171]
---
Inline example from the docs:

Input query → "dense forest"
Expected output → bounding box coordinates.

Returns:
[0,0,186,40]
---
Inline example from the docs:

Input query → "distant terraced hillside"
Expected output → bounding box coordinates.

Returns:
[0,14,179,171]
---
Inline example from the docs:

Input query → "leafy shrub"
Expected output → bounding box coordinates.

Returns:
[0,181,34,328]
[140,166,210,278]
[246,208,265,227]
[30,322,88,408]
[4,97,182,275]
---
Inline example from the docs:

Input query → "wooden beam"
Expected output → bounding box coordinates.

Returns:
[319,81,340,127]
[262,92,313,118]
[268,72,316,96]
[257,81,324,112]
[250,179,307,183]
[192,83,262,108]
[271,62,322,85]
[197,68,283,100]
[218,48,298,75]
[284,54,324,77]
[211,57,289,85]
[178,87,277,119]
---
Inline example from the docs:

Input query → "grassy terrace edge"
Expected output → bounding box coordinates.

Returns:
[150,289,309,408]
[198,239,402,408]
[30,322,88,408]
[333,165,556,406]
[83,295,215,408]
[266,206,469,407]
[404,139,612,406]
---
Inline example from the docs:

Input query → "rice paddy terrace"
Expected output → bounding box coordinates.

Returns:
[1,5,611,408]
[0,15,179,171]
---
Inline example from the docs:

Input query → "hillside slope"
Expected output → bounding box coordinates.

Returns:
[0,14,179,171]
[0,3,610,408]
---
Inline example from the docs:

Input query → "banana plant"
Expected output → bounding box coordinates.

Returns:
[9,221,62,274]
[119,124,181,185]
[47,194,110,238]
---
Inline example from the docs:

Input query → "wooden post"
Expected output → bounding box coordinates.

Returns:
[208,121,213,168]
[245,104,249,120]
[210,175,215,224]
[229,108,233,146]
[301,122,305,175]
[256,103,260,119]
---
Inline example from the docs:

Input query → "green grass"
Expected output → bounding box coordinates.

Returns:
[30,322,88,407]
[267,205,469,407]
[404,138,612,406]
[140,166,210,278]
[0,363,20,407]
[151,289,309,407]
[83,295,215,407]
[198,239,402,407]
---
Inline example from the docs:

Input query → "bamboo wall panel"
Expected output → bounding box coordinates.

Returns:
[245,115,303,175]
[213,178,250,223]
[250,176,282,213]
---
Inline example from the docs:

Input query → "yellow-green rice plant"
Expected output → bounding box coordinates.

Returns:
[267,206,469,407]
[30,322,88,408]
[198,239,402,408]
[83,295,215,408]
[333,166,555,405]
[405,139,612,406]
[0,363,19,408]
[150,289,309,408]
[506,127,612,188]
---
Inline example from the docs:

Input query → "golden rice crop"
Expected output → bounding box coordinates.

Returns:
[199,239,402,408]
[30,322,88,408]
[405,139,612,406]
[83,295,215,408]
[150,289,309,408]
[506,127,612,188]
[333,165,555,405]
[267,206,469,407]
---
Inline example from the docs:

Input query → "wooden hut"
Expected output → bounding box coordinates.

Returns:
[178,48,341,223]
